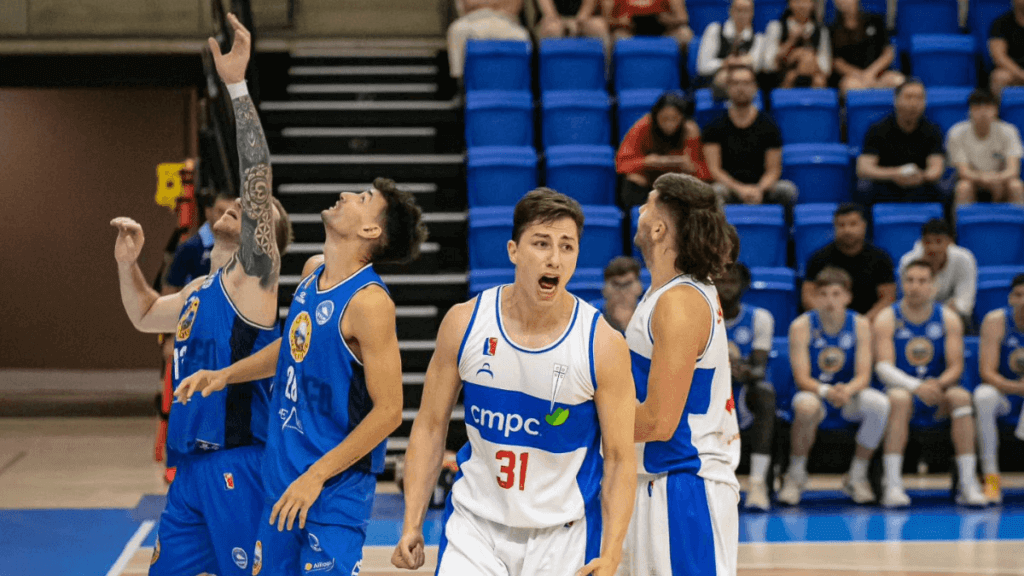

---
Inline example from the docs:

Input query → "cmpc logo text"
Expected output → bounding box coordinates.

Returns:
[468,405,540,437]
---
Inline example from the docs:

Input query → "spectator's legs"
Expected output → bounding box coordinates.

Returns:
[882,388,912,506]
[876,70,905,88]
[579,16,612,54]
[447,16,473,79]
[839,73,868,94]
[620,173,650,207]
[712,182,739,207]
[992,177,1024,204]
[447,10,531,79]
[954,178,977,205]
[990,67,1016,97]
[973,384,1009,503]
[664,25,694,46]
[766,180,799,206]
[536,16,566,38]
[947,386,986,505]
[778,391,823,505]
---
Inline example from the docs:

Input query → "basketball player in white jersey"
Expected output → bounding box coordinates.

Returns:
[391,188,637,576]
[619,173,740,576]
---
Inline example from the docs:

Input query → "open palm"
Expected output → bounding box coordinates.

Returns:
[208,13,251,85]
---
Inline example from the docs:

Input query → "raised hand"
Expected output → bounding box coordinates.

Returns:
[174,369,229,404]
[391,530,426,570]
[111,217,145,265]
[208,13,251,85]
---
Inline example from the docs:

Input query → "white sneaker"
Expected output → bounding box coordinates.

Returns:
[745,478,771,511]
[842,475,875,504]
[777,473,806,506]
[956,482,988,507]
[881,484,911,508]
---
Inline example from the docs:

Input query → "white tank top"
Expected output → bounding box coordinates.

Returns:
[453,286,604,529]
[625,274,740,490]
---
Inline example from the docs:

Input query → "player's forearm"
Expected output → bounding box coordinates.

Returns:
[981,367,1017,394]
[307,400,402,485]
[935,366,963,390]
[117,261,162,331]
[634,401,680,443]
[598,448,636,564]
[400,418,449,531]
[224,338,281,383]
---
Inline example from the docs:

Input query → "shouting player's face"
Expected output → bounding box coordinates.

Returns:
[321,189,387,240]
[508,216,580,304]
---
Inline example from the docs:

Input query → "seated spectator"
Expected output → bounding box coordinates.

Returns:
[605,0,693,45]
[589,256,644,332]
[780,267,888,506]
[447,0,531,79]
[897,219,977,330]
[535,0,610,46]
[702,65,797,206]
[165,189,235,291]
[989,0,1024,96]
[803,203,896,322]
[948,90,1024,205]
[855,80,946,205]
[616,91,710,206]
[828,0,903,94]
[763,0,832,88]
[696,0,766,94]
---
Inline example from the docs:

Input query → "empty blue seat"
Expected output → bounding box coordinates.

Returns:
[1001,87,1024,133]
[768,336,795,422]
[771,89,841,144]
[614,37,681,92]
[616,89,664,141]
[872,203,944,262]
[846,89,894,151]
[782,144,852,203]
[541,90,612,148]
[545,145,617,205]
[469,206,516,269]
[924,87,973,136]
[694,88,763,128]
[725,205,787,267]
[754,0,788,32]
[910,35,977,88]
[690,1,731,38]
[464,40,532,91]
[687,35,702,82]
[630,206,642,260]
[793,203,838,277]
[745,267,798,336]
[466,146,538,207]
[976,266,1024,326]
[970,0,1010,67]
[578,205,625,268]
[468,268,606,301]
[824,0,887,24]
[539,38,605,92]
[465,90,533,147]
[957,204,1024,267]
[897,0,960,46]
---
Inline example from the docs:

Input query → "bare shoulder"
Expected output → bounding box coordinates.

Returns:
[941,306,964,334]
[179,275,208,300]
[854,314,871,332]
[873,305,895,328]
[685,119,701,139]
[347,284,395,320]
[790,313,811,334]
[592,315,629,357]
[438,298,479,339]
[301,254,325,278]
[982,307,1007,330]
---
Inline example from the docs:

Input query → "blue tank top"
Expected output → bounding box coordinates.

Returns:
[263,264,388,527]
[169,269,279,454]
[893,303,946,380]
[1000,307,1024,382]
[726,305,757,365]
[808,310,857,385]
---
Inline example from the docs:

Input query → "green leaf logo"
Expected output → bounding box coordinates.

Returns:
[545,407,569,426]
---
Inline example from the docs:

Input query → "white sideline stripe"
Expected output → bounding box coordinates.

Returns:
[261,99,456,111]
[105,520,155,576]
[287,83,437,94]
[270,153,463,164]
[281,127,436,137]
[278,182,437,194]
[289,241,438,254]
[288,212,463,224]
[288,65,438,76]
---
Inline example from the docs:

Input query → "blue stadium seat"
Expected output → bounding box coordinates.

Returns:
[768,336,795,422]
[1001,87,1024,133]
[754,0,788,32]
[694,88,763,128]
[464,40,532,91]
[897,0,960,46]
[970,0,1010,67]
[464,90,533,147]
[578,205,625,268]
[846,88,894,151]
[962,336,980,392]
[468,206,515,269]
[745,267,798,336]
[616,89,664,141]
[793,203,838,277]
[545,145,617,205]
[466,146,538,207]
[613,37,681,92]
[690,1,731,39]
[872,203,944,262]
[726,205,788,268]
[770,89,841,144]
[541,90,612,148]
[956,204,1024,267]
[539,38,606,92]
[781,143,852,203]
[909,35,978,88]
[630,206,642,260]
[824,0,888,25]
[924,87,973,136]
[687,35,702,82]
[975,266,1024,327]
[469,268,605,302]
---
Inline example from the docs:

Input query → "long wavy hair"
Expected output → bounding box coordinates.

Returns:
[652,173,732,283]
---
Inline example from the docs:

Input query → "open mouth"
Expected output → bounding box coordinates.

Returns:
[538,275,560,293]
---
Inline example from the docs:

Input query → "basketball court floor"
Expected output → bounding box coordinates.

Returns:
[2,417,1023,576]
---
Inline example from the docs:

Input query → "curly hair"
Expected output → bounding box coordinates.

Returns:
[369,177,429,265]
[652,173,731,283]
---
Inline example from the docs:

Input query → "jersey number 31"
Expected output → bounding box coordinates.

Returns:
[496,451,529,491]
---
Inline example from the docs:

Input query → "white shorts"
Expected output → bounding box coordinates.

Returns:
[616,472,739,576]
[436,501,600,576]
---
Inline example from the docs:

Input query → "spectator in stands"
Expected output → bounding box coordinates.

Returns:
[763,0,832,89]
[855,80,946,205]
[948,90,1024,205]
[590,256,644,332]
[534,0,610,46]
[780,267,888,506]
[718,260,777,510]
[874,260,987,508]
[165,189,235,291]
[616,91,710,206]
[605,0,693,45]
[696,0,766,95]
[989,0,1024,96]
[973,273,1024,505]
[803,203,896,322]
[447,0,530,79]
[703,65,798,206]
[828,0,903,94]
[897,219,977,330]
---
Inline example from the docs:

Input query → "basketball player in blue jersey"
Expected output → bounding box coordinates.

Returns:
[391,188,637,576]
[620,173,739,576]
[778,267,889,506]
[973,273,1024,504]
[874,259,987,507]
[112,14,293,576]
[178,176,427,575]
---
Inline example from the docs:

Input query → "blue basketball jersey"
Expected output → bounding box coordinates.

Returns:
[893,303,946,380]
[999,307,1024,383]
[726,305,758,431]
[170,269,279,455]
[263,264,388,527]
[808,310,858,429]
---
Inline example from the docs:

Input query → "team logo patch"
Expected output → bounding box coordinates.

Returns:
[315,301,335,326]
[150,536,160,565]
[839,332,855,350]
[305,559,336,573]
[1010,348,1024,376]
[926,322,944,340]
[233,547,249,569]
[309,533,322,552]
[475,362,494,378]
[726,395,735,414]
[483,337,497,356]
[201,275,215,289]
[224,472,235,490]
[176,298,200,341]
[905,336,935,371]
[817,346,847,376]
[290,311,313,362]
[733,326,753,346]
[253,541,263,575]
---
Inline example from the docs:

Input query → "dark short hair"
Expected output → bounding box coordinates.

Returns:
[1012,274,1024,290]
[904,258,934,278]
[271,196,293,256]
[921,218,952,238]
[968,89,998,108]
[814,266,852,292]
[895,78,925,98]
[369,177,429,265]
[726,63,757,82]
[649,91,693,150]
[834,202,866,221]
[652,173,731,283]
[512,187,585,243]
[726,223,740,265]
[603,256,641,280]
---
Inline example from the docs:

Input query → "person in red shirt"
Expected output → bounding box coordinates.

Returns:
[605,0,693,45]
[616,91,711,206]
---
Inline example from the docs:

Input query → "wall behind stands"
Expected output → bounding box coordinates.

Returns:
[0,88,196,369]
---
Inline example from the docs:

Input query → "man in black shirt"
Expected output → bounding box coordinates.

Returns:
[802,203,896,322]
[703,64,798,206]
[855,80,946,205]
[990,0,1024,96]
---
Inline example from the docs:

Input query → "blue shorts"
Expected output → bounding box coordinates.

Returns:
[150,445,265,576]
[252,505,366,576]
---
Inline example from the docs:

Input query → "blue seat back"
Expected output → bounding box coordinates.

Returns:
[577,206,624,268]
[975,266,1024,327]
[690,2,731,39]
[897,0,960,45]
[465,90,534,147]
[613,37,681,92]
[956,204,1024,267]
[687,35,702,81]
[744,267,797,336]
[541,90,612,147]
[824,0,888,24]
[468,207,515,269]
[465,40,532,91]
[872,203,944,262]
[1001,87,1024,134]
[924,87,973,136]
[782,143,852,203]
[793,203,838,277]
[771,89,841,144]
[545,145,617,205]
[539,38,605,92]
[693,88,763,128]
[466,146,538,207]
[910,35,977,88]
[768,336,795,422]
[616,89,663,141]
[754,0,788,32]
[846,89,894,151]
[726,205,788,267]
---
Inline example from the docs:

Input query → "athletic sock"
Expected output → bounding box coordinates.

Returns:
[883,454,903,488]
[980,451,1000,477]
[789,455,807,479]
[848,457,870,482]
[750,453,771,483]
[957,454,978,489]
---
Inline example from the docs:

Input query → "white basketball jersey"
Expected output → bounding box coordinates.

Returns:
[625,274,740,490]
[453,286,603,529]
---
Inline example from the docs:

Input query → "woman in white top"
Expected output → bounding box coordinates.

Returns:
[762,0,831,88]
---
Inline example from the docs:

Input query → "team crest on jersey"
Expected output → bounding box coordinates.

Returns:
[233,547,249,569]
[308,533,322,552]
[905,336,935,372]
[315,301,335,326]
[253,541,263,575]
[150,536,160,565]
[176,298,200,341]
[201,275,215,290]
[483,337,497,356]
[838,332,855,350]
[926,322,944,340]
[817,346,846,376]
[1010,348,1024,375]
[223,472,235,490]
[733,326,752,346]
[290,311,313,362]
